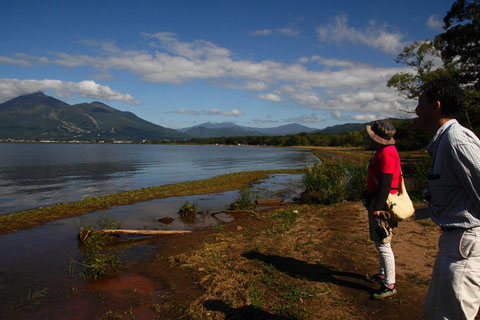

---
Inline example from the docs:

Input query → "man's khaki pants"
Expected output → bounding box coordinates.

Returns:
[422,227,480,320]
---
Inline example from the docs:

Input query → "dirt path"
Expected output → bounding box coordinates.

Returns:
[2,202,442,320]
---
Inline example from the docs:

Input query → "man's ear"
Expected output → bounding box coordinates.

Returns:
[432,100,446,118]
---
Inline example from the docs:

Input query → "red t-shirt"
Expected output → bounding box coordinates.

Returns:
[367,145,401,194]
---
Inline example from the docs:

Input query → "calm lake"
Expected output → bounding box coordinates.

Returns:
[0,143,318,314]
[0,143,318,215]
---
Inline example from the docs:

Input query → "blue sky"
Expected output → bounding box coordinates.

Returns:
[0,0,454,129]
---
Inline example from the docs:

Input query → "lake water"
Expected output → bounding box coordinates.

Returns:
[0,143,318,215]
[0,143,317,314]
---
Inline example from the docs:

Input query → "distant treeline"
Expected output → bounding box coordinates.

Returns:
[169,119,432,151]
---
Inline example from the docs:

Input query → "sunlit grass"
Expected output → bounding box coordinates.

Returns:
[304,146,427,168]
[0,169,302,234]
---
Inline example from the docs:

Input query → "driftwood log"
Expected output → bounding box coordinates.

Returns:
[79,228,191,242]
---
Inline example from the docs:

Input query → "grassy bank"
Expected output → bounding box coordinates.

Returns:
[304,146,428,168]
[1,202,440,319]
[0,169,302,234]
[163,201,439,319]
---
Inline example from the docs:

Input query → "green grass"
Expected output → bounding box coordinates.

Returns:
[73,215,122,279]
[0,169,301,234]
[22,287,48,308]
[248,261,308,319]
[228,187,256,210]
[266,209,300,237]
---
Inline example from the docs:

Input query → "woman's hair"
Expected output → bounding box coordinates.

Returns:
[422,77,464,117]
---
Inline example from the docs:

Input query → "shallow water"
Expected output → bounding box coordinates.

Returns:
[0,173,305,312]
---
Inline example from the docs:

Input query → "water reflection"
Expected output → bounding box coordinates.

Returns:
[0,144,317,214]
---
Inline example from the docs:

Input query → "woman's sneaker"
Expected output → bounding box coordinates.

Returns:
[372,284,397,300]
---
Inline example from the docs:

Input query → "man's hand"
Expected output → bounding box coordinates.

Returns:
[373,210,383,217]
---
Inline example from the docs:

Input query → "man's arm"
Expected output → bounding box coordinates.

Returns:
[452,142,480,210]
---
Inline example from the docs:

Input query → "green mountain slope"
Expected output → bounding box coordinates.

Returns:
[0,92,187,141]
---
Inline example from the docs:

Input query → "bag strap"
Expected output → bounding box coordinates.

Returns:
[398,173,406,195]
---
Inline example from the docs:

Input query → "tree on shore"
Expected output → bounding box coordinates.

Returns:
[388,0,480,134]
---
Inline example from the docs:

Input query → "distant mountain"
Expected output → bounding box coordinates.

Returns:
[0,92,187,141]
[182,126,264,138]
[252,123,318,136]
[318,118,410,134]
[319,122,367,134]
[180,122,317,138]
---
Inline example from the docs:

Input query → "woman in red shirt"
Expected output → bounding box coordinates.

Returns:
[365,120,401,300]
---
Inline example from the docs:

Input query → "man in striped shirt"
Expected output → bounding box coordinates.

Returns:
[416,78,480,320]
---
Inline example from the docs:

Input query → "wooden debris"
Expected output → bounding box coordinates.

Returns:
[79,228,191,242]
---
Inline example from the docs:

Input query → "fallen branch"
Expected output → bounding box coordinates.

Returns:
[79,228,191,242]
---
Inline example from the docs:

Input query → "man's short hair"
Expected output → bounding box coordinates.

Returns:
[422,77,464,117]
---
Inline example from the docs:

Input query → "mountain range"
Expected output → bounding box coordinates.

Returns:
[0,92,187,141]
[0,92,369,141]
[178,122,318,138]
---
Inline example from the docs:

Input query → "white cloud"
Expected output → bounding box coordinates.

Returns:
[174,108,200,115]
[427,14,443,31]
[298,55,355,68]
[331,111,343,119]
[7,33,414,118]
[352,114,378,121]
[316,14,407,54]
[278,27,299,37]
[258,93,282,102]
[0,56,31,67]
[286,81,411,117]
[251,29,273,36]
[284,114,324,124]
[244,81,268,91]
[0,78,139,104]
[42,35,404,89]
[206,108,244,116]
[171,108,244,116]
[251,27,299,37]
[80,39,122,53]
[213,80,268,91]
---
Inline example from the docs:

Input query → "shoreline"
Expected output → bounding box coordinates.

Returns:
[2,201,441,319]
[0,169,303,234]
[0,146,440,319]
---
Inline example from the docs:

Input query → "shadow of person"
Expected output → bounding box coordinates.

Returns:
[242,251,373,293]
[203,299,295,320]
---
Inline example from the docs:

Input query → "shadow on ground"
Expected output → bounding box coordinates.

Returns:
[242,251,374,294]
[203,299,295,320]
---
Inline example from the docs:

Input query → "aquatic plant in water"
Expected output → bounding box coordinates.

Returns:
[178,200,197,216]
[228,187,256,210]
[72,214,122,280]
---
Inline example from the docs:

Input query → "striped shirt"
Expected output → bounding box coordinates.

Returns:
[426,119,480,228]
